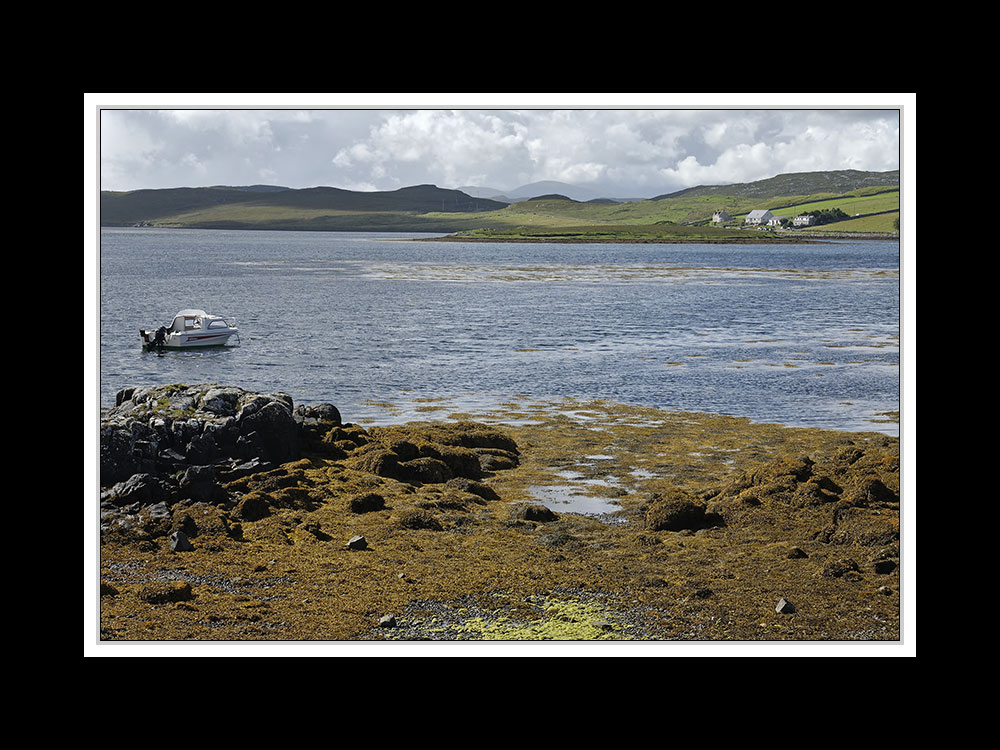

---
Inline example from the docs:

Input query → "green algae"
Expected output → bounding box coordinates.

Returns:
[453,596,622,640]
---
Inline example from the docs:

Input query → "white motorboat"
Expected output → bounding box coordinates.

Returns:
[140,309,240,351]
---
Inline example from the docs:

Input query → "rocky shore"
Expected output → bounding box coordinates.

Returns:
[96,384,902,644]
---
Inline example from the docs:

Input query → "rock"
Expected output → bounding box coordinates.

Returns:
[185,432,218,464]
[147,501,172,520]
[199,386,243,416]
[378,614,397,628]
[295,402,342,424]
[395,509,442,531]
[235,493,271,522]
[169,530,194,551]
[645,489,713,532]
[236,399,299,463]
[100,581,119,597]
[137,580,193,604]
[476,450,520,472]
[105,473,168,507]
[787,546,808,559]
[220,457,275,482]
[101,385,306,486]
[399,457,453,484]
[843,476,898,506]
[775,597,796,614]
[433,445,483,479]
[509,503,557,522]
[347,535,368,550]
[873,559,897,574]
[178,465,226,503]
[822,558,860,578]
[352,447,403,478]
[348,492,386,514]
[445,477,501,502]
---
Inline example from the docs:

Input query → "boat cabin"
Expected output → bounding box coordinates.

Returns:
[169,309,232,332]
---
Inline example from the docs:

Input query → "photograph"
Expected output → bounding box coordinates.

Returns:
[86,95,913,655]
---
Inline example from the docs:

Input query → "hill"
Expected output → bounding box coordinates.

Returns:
[98,170,900,239]
[100,184,508,228]
[652,170,899,201]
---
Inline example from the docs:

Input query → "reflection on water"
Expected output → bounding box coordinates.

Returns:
[526,485,622,517]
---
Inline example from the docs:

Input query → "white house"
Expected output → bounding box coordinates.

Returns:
[793,214,816,227]
[744,209,774,225]
[712,210,732,223]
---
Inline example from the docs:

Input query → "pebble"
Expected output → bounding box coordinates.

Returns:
[874,559,897,574]
[170,530,194,552]
[775,597,796,614]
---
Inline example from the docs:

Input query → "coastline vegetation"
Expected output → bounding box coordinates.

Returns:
[99,397,900,643]
[99,173,900,242]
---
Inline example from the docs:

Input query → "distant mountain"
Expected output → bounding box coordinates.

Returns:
[457,186,510,200]
[526,194,575,202]
[505,181,610,202]
[100,184,508,226]
[458,180,622,203]
[651,170,900,201]
[209,184,291,193]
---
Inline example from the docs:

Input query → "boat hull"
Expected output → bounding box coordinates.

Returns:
[140,329,238,350]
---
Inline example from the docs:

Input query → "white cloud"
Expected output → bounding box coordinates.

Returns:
[98,105,901,197]
[333,110,530,188]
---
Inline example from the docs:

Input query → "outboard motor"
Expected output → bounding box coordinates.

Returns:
[153,326,167,352]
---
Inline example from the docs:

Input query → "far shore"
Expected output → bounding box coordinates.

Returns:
[415,232,898,244]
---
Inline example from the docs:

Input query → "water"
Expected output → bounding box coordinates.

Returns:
[98,228,900,435]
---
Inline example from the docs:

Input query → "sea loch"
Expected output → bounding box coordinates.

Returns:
[99,227,899,435]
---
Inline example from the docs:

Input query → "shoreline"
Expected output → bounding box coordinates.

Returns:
[415,234,895,244]
[106,225,898,243]
[96,386,902,644]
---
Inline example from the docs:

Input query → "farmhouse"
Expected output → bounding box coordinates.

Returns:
[712,209,732,223]
[793,214,816,227]
[744,209,774,225]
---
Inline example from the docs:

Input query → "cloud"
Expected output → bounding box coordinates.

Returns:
[333,110,530,189]
[98,105,900,198]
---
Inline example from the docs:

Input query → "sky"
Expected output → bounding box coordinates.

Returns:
[94,95,905,199]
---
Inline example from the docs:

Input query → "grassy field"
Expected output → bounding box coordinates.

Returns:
[444,222,807,243]
[104,180,901,239]
[766,190,899,219]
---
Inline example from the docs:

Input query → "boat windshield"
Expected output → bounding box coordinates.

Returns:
[171,315,202,332]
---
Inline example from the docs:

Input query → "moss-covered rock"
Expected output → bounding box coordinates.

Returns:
[645,489,713,532]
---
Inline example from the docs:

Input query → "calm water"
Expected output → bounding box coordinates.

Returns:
[98,228,900,435]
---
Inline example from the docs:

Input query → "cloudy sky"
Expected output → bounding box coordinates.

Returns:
[94,95,904,199]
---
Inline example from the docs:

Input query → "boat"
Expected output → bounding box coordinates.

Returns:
[140,309,240,351]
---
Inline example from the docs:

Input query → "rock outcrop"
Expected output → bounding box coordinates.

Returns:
[101,384,324,486]
[99,383,520,546]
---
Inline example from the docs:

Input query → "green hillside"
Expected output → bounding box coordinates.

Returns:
[652,169,899,201]
[100,184,508,229]
[99,170,900,240]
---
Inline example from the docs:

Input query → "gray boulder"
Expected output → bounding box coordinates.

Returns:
[101,384,306,486]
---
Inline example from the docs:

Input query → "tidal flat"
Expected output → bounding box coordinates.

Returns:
[97,395,901,645]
